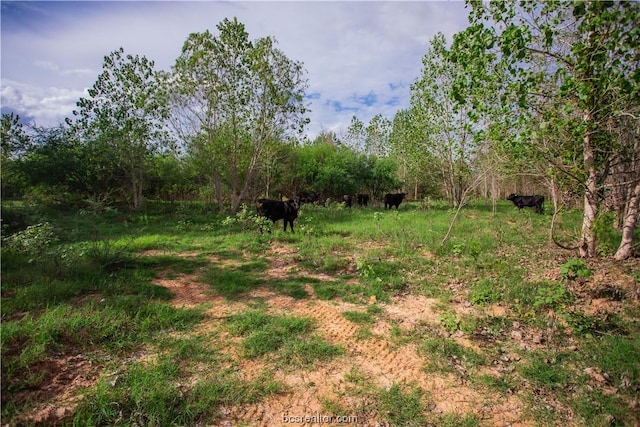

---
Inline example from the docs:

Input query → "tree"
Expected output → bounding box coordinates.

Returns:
[70,47,169,210]
[170,18,308,212]
[453,1,640,258]
[388,109,441,200]
[410,32,476,207]
[345,116,366,152]
[1,113,30,197]
[364,114,392,158]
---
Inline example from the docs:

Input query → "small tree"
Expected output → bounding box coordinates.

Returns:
[70,47,169,210]
[1,113,30,197]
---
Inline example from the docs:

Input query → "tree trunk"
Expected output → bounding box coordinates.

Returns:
[491,172,497,216]
[214,171,224,211]
[614,180,640,260]
[579,122,598,258]
[131,168,143,211]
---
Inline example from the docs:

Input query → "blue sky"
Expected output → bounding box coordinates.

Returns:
[1,1,470,140]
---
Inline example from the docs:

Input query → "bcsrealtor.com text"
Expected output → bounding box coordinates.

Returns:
[282,413,359,424]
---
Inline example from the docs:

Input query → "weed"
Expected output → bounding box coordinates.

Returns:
[560,258,591,280]
[73,357,283,425]
[313,282,343,300]
[468,279,502,305]
[438,311,459,334]
[278,335,343,368]
[532,281,570,311]
[419,336,486,375]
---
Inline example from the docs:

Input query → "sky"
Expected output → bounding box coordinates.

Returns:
[1,1,471,140]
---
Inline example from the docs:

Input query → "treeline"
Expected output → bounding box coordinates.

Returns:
[1,123,399,208]
[2,3,639,259]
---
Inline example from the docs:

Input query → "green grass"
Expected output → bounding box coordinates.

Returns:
[2,199,639,425]
[73,356,283,425]
[227,309,342,366]
[378,383,427,426]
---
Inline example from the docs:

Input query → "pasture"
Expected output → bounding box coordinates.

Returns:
[2,200,639,426]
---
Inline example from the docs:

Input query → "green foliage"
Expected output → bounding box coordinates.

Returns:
[438,310,459,334]
[3,222,57,258]
[171,17,308,212]
[593,212,621,256]
[222,203,266,231]
[560,258,592,280]
[70,47,169,210]
[532,281,570,311]
[294,136,399,199]
[468,279,502,305]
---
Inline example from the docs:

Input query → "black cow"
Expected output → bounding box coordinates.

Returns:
[298,191,321,205]
[256,198,300,232]
[507,193,545,214]
[343,194,352,208]
[384,193,406,210]
[356,193,370,207]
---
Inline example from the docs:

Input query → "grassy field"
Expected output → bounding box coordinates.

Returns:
[1,199,639,426]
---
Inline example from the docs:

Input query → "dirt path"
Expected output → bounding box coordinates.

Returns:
[209,287,527,426]
[174,244,530,426]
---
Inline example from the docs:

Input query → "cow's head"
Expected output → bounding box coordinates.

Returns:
[289,197,301,211]
[507,193,518,201]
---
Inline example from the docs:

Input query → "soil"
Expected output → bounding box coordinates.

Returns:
[14,244,639,426]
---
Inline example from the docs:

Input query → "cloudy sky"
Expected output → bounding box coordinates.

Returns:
[1,1,470,140]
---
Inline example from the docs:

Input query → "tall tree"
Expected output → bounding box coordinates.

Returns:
[388,109,441,200]
[345,116,366,152]
[453,1,639,258]
[410,32,475,207]
[70,47,168,210]
[364,114,392,158]
[170,18,308,212]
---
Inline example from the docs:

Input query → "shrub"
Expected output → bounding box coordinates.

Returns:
[560,258,591,280]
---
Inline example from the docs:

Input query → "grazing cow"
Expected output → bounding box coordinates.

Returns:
[507,193,545,214]
[356,193,370,207]
[384,193,406,210]
[256,198,300,232]
[343,194,352,208]
[298,191,321,205]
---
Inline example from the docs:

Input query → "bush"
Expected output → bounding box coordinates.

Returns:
[3,222,57,260]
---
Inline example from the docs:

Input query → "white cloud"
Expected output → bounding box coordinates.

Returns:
[0,79,87,126]
[0,1,470,138]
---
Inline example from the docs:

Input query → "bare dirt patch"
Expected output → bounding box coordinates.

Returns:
[155,272,211,307]
[12,353,98,426]
[195,243,531,425]
[222,283,529,426]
